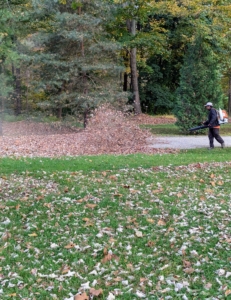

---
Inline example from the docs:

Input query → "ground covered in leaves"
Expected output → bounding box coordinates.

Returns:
[1,160,231,299]
[0,109,176,157]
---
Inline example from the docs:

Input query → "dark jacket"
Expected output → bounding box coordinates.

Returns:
[204,108,219,128]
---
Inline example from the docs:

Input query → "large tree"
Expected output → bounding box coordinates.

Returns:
[108,0,169,114]
[29,0,125,126]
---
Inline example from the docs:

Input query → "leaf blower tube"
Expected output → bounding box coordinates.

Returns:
[188,125,209,132]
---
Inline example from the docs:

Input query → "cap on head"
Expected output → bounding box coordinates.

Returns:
[204,102,213,107]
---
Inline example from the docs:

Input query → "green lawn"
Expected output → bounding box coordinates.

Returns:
[1,152,231,299]
[1,148,231,176]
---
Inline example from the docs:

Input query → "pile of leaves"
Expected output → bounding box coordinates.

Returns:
[77,106,169,155]
[0,107,177,157]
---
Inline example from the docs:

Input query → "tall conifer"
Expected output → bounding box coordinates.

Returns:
[30,0,124,125]
[174,35,224,133]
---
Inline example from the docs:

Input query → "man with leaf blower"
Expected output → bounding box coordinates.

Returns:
[202,102,225,150]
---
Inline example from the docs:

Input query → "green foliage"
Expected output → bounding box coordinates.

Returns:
[1,0,231,119]
[29,0,126,119]
[174,35,225,133]
[138,57,176,114]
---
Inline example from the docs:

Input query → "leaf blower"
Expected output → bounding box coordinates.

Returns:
[189,109,229,132]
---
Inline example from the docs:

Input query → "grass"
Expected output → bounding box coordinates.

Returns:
[0,148,231,175]
[141,123,231,136]
[1,152,231,299]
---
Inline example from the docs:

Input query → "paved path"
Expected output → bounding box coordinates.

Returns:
[149,136,231,149]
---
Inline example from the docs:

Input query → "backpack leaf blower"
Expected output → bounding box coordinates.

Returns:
[189,109,229,132]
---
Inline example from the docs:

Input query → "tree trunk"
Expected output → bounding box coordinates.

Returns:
[123,72,128,91]
[127,20,142,114]
[15,67,22,115]
[58,106,62,119]
[26,69,30,119]
[83,107,90,129]
[0,98,3,136]
[78,6,89,128]
[228,75,231,116]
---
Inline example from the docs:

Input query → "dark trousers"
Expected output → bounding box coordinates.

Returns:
[208,128,224,148]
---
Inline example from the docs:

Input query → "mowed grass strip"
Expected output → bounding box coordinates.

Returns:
[1,158,231,299]
[1,147,231,176]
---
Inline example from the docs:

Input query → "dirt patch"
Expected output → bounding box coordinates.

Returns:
[0,110,177,157]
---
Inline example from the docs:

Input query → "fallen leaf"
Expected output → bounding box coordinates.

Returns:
[2,232,11,241]
[90,288,103,296]
[101,250,119,263]
[28,232,37,237]
[204,188,214,194]
[60,265,70,274]
[113,277,122,282]
[76,199,83,203]
[140,277,147,282]
[108,237,117,243]
[114,193,122,197]
[74,293,89,300]
[147,241,155,247]
[123,185,130,188]
[184,267,195,274]
[183,260,191,268]
[107,292,115,300]
[146,218,155,224]
[204,282,212,290]
[130,189,140,194]
[85,204,97,209]
[152,188,163,194]
[217,180,224,186]
[126,263,133,269]
[135,230,143,237]
[167,227,174,232]
[83,218,90,222]
[157,219,166,226]
[225,290,231,296]
[64,242,75,249]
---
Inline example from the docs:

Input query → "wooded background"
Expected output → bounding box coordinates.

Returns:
[1,0,231,131]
